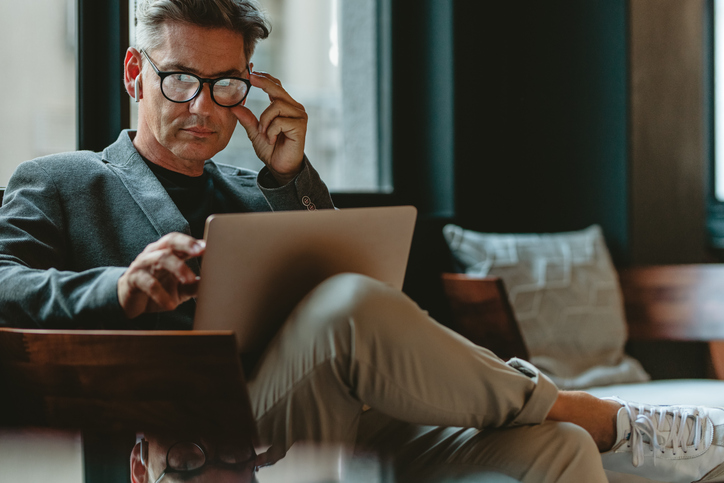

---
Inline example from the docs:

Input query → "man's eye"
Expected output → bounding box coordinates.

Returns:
[215,79,232,88]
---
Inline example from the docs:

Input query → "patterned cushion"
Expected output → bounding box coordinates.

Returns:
[443,224,650,389]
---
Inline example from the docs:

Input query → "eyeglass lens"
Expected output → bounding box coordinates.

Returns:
[167,442,206,471]
[166,441,255,472]
[162,74,249,107]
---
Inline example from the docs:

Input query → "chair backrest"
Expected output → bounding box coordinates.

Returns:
[441,273,529,361]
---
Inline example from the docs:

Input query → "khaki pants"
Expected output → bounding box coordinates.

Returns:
[248,274,606,483]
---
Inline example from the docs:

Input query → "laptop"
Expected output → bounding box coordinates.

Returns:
[193,205,417,353]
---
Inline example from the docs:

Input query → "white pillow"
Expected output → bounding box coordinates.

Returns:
[443,224,649,389]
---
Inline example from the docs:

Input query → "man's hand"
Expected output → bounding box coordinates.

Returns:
[118,233,205,319]
[232,71,308,185]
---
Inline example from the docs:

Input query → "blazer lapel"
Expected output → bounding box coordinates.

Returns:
[102,130,200,274]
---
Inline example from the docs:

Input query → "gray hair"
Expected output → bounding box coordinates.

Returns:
[134,0,271,61]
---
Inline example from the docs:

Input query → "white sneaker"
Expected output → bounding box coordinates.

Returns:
[600,397,724,482]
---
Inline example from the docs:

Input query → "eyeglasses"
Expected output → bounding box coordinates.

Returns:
[141,50,252,108]
[141,439,256,483]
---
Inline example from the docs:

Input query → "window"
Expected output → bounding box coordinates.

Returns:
[709,0,724,248]
[0,0,77,185]
[130,0,390,193]
[715,0,724,201]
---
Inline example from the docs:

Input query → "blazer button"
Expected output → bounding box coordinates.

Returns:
[302,196,312,206]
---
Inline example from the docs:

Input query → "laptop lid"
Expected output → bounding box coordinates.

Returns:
[193,205,417,353]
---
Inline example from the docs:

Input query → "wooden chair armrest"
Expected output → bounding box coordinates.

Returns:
[0,328,256,434]
[618,264,724,379]
[440,273,529,361]
[618,265,724,341]
[711,342,724,381]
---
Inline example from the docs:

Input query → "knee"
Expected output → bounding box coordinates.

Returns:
[316,273,385,308]
[290,273,392,334]
[287,272,429,356]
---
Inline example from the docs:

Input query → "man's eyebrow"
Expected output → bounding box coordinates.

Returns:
[164,61,246,78]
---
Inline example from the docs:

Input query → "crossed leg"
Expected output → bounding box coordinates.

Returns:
[356,410,605,483]
[247,273,607,482]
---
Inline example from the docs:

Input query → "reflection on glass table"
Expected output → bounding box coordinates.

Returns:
[131,431,387,483]
[132,432,257,483]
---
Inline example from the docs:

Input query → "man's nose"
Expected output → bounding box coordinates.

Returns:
[189,83,215,115]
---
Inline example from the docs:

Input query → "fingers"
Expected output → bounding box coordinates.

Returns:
[265,117,307,147]
[254,444,286,468]
[177,277,200,299]
[147,232,205,260]
[253,71,282,86]
[250,72,302,105]
[141,247,198,285]
[118,233,204,319]
[256,99,307,143]
[232,70,308,182]
[232,104,260,138]
[234,72,307,145]
[132,270,178,312]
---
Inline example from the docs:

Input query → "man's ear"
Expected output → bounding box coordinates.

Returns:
[130,440,149,483]
[124,47,143,102]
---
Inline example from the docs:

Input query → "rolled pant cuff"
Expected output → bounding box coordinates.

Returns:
[506,358,559,426]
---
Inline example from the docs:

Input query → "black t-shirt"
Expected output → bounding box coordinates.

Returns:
[144,159,233,240]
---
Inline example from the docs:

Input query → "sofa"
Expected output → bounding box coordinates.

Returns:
[419,222,724,482]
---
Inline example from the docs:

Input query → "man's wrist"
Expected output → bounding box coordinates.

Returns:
[269,164,303,186]
[270,172,297,186]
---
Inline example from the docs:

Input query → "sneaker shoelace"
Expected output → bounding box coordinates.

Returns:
[621,402,707,467]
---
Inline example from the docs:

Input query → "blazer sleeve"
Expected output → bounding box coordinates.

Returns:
[0,160,127,329]
[256,157,335,211]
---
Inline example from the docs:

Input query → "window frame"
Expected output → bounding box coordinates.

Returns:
[707,0,723,248]
[77,0,130,152]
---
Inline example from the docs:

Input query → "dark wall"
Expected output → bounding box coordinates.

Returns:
[453,0,629,263]
[389,0,455,217]
[395,1,630,319]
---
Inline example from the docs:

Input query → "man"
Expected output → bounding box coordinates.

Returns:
[0,1,721,482]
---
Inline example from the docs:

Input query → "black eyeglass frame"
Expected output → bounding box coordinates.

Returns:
[140,439,256,483]
[140,49,252,108]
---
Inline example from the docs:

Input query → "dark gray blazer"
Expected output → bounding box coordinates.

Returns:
[0,130,333,329]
